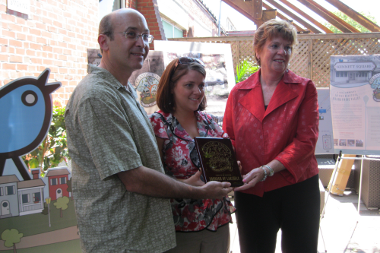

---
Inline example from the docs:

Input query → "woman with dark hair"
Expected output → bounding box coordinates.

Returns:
[149,57,234,253]
[223,19,320,253]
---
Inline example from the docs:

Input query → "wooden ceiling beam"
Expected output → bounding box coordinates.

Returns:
[265,0,320,33]
[222,0,262,20]
[324,0,380,32]
[278,0,333,33]
[223,0,260,25]
[262,2,306,33]
[297,0,360,33]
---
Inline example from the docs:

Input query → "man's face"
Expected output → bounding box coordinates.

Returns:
[107,11,150,75]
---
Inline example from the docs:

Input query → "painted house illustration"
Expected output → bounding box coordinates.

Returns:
[0,169,45,218]
[0,175,20,218]
[18,170,45,216]
[45,168,70,201]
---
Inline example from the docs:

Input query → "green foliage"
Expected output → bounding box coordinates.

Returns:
[54,196,69,210]
[54,196,70,218]
[1,229,23,248]
[22,106,69,174]
[235,59,259,83]
[324,11,377,33]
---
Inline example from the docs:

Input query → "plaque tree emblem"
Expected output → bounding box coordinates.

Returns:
[202,141,234,172]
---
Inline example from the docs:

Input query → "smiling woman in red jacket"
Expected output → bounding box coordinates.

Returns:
[223,19,320,253]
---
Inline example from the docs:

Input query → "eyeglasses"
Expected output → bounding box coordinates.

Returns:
[177,57,205,67]
[121,31,154,44]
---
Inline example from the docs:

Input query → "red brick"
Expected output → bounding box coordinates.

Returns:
[30,28,41,36]
[31,58,42,64]
[2,30,16,38]
[9,39,23,47]
[48,26,58,33]
[0,54,8,61]
[59,68,68,74]
[43,45,53,52]
[8,23,23,32]
[2,13,16,22]
[42,17,53,25]
[27,35,37,42]
[63,48,71,55]
[26,50,35,56]
[41,31,53,39]
[16,48,25,55]
[53,21,62,28]
[10,55,23,63]
[28,65,37,72]
[3,63,17,70]
[16,33,27,41]
[37,65,46,72]
[17,64,28,71]
[59,55,68,61]
[0,38,8,45]
[37,37,48,44]
[30,43,42,50]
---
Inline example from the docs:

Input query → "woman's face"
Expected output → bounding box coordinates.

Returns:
[173,69,205,113]
[256,36,292,77]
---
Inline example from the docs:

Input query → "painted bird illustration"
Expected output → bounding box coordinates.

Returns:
[0,68,61,180]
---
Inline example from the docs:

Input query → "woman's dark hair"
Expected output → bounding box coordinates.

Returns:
[156,58,207,113]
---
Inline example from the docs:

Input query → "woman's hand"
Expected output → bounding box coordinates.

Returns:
[234,166,265,191]
[179,170,205,186]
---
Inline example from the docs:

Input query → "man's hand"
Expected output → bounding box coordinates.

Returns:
[179,170,205,186]
[199,181,232,199]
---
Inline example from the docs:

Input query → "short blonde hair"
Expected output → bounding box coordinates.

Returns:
[254,19,297,65]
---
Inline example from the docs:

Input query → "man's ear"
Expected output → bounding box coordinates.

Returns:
[98,34,109,52]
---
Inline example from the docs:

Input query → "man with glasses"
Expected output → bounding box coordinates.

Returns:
[65,8,232,253]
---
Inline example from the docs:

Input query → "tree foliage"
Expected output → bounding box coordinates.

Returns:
[54,196,69,218]
[235,59,259,83]
[1,229,23,251]
[22,105,69,174]
[325,11,377,33]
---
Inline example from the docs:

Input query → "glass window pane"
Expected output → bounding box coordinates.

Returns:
[162,20,174,38]
[33,192,41,202]
[173,26,183,38]
[6,186,14,195]
[22,194,29,203]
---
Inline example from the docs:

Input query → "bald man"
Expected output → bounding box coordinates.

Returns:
[65,8,232,253]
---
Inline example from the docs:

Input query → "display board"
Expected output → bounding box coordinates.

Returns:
[315,88,335,154]
[154,40,235,116]
[330,55,380,155]
[0,70,81,252]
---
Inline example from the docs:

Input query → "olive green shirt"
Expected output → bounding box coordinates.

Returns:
[65,65,175,253]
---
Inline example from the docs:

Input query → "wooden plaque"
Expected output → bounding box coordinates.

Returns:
[194,137,243,187]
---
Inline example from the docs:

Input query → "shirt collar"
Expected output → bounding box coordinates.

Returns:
[88,64,136,97]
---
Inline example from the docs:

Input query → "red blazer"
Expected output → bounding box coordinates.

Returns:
[223,69,319,197]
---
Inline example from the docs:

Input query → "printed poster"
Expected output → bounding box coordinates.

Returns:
[315,88,335,154]
[330,55,380,155]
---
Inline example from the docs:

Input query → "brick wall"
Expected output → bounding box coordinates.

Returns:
[135,0,164,49]
[0,0,99,104]
[0,0,216,104]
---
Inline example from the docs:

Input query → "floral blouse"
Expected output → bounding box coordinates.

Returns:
[149,110,235,232]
